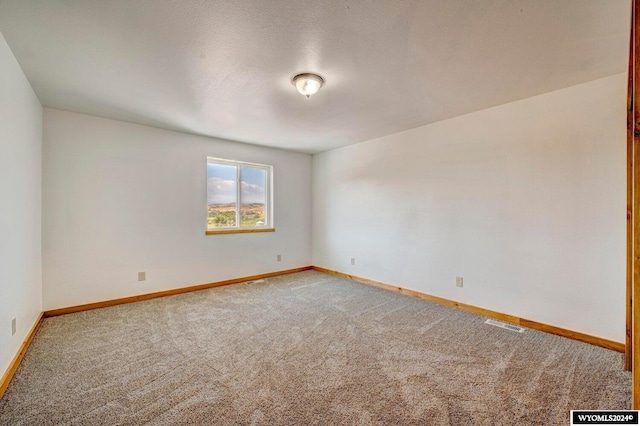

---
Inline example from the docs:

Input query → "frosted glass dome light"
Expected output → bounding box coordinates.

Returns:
[292,73,324,98]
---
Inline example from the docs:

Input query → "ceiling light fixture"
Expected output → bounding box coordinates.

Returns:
[292,73,324,98]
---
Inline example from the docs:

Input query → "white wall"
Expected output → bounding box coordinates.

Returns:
[43,109,312,310]
[0,33,43,374]
[313,73,627,343]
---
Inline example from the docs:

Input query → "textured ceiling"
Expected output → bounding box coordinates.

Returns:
[0,0,631,153]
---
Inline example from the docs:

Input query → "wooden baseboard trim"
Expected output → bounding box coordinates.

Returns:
[0,265,623,399]
[312,266,625,353]
[0,312,44,398]
[44,266,313,318]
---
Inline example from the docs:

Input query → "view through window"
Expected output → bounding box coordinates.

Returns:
[206,158,272,231]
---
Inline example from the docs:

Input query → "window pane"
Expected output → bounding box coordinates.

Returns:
[240,166,266,226]
[207,163,237,228]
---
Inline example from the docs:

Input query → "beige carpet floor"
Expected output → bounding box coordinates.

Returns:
[0,270,631,425]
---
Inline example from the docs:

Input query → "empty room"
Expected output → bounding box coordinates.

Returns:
[1,0,639,424]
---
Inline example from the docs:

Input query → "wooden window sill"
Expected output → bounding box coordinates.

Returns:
[206,228,275,235]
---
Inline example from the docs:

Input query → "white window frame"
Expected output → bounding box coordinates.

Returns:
[206,157,274,234]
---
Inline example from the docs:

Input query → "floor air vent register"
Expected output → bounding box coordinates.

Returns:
[484,318,526,333]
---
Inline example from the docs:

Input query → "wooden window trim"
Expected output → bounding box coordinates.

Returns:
[206,228,275,235]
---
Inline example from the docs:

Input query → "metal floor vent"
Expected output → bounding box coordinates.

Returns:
[246,279,266,285]
[484,319,525,333]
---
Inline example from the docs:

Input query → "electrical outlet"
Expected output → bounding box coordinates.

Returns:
[351,257,356,266]
[277,254,282,262]
[11,318,16,336]
[138,271,146,281]
[456,276,463,288]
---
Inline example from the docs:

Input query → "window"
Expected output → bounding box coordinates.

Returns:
[206,157,273,234]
